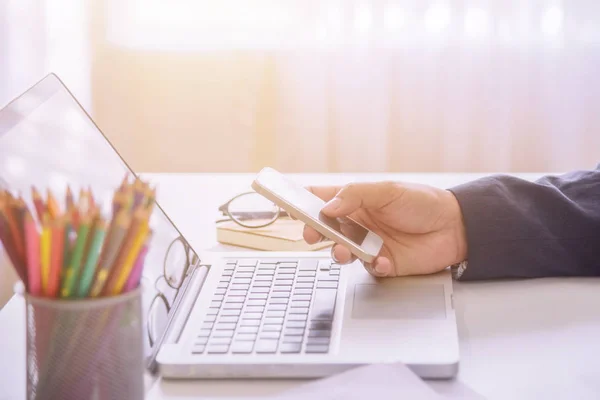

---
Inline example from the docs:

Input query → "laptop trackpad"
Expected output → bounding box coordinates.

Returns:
[352,283,446,320]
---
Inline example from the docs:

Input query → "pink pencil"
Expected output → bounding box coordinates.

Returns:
[123,244,149,292]
[24,213,41,295]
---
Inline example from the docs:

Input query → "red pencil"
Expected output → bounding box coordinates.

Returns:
[31,186,46,223]
[24,213,41,295]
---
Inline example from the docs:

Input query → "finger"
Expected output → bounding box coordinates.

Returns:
[366,256,393,277]
[321,182,402,217]
[306,186,343,203]
[303,225,323,244]
[331,244,354,264]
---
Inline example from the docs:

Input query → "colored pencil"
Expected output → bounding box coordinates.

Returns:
[77,219,107,297]
[46,189,61,219]
[61,215,73,284]
[123,239,150,292]
[24,213,41,295]
[0,206,26,283]
[60,213,93,298]
[0,195,26,269]
[47,217,65,297]
[89,210,131,297]
[65,186,75,210]
[40,215,51,295]
[31,186,46,222]
[108,221,150,295]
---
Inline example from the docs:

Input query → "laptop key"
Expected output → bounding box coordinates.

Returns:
[316,281,338,289]
[233,277,252,284]
[220,276,232,283]
[291,294,311,302]
[238,259,258,267]
[217,282,229,289]
[309,321,333,330]
[215,288,226,295]
[305,344,329,354]
[310,288,337,321]
[231,283,250,290]
[266,304,287,311]
[235,272,253,278]
[210,301,222,308]
[331,263,341,270]
[213,294,225,301]
[238,326,259,334]
[208,337,232,345]
[249,293,268,300]
[282,335,303,343]
[295,282,314,289]
[259,331,281,339]
[291,300,310,308]
[256,270,275,276]
[192,345,206,354]
[201,322,214,330]
[222,309,241,316]
[215,322,237,330]
[298,271,316,277]
[293,289,313,295]
[255,275,273,281]
[204,314,217,323]
[278,262,297,269]
[288,314,308,321]
[274,279,294,286]
[258,264,277,270]
[262,324,283,332]
[289,307,309,315]
[330,270,340,276]
[242,312,263,320]
[236,333,257,341]
[286,320,307,328]
[306,337,330,345]
[247,299,267,306]
[255,339,278,353]
[245,306,265,313]
[318,260,331,271]
[198,329,212,337]
[271,292,290,298]
[223,303,243,310]
[298,259,318,271]
[227,290,248,297]
[213,330,235,338]
[251,287,270,294]
[269,298,289,304]
[264,317,285,325]
[206,308,218,315]
[222,270,233,277]
[196,336,209,345]
[237,267,255,273]
[218,316,239,323]
[240,319,261,327]
[284,327,305,336]
[266,310,285,318]
[317,276,339,282]
[272,286,292,292]
[206,344,229,354]
[225,297,245,303]
[279,343,302,353]
[253,281,272,288]
[308,330,331,338]
[231,341,255,354]
[297,277,315,283]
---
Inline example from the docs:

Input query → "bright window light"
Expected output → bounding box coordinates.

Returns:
[464,7,490,38]
[541,6,564,37]
[384,4,405,32]
[355,2,373,35]
[424,3,451,34]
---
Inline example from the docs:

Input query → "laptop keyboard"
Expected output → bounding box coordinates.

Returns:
[191,259,340,355]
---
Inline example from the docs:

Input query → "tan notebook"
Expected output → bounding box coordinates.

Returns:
[216,218,333,251]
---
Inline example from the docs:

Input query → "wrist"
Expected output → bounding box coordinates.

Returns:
[445,190,468,265]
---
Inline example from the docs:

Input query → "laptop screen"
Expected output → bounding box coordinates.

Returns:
[0,74,199,368]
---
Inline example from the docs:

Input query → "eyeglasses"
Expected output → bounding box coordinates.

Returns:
[217,191,289,228]
[146,235,198,347]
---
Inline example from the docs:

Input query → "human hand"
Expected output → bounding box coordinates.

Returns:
[303,182,468,277]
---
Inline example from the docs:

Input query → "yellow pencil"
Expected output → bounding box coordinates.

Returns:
[108,221,150,295]
[40,215,51,295]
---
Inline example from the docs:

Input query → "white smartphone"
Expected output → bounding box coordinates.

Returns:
[252,167,384,263]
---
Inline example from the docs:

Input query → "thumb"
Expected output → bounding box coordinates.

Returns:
[321,182,396,217]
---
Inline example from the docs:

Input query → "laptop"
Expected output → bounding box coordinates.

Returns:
[0,74,459,380]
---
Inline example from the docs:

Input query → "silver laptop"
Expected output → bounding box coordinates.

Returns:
[0,74,459,380]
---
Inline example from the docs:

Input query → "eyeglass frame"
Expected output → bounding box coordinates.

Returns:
[217,191,289,228]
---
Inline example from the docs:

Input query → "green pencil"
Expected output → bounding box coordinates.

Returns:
[77,219,107,297]
[60,214,92,298]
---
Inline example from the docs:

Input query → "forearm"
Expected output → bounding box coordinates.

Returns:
[449,168,600,280]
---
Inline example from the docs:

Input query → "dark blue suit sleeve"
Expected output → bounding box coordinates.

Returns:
[449,167,600,280]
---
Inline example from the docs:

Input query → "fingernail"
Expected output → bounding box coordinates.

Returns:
[330,247,340,263]
[323,197,341,212]
[375,263,387,275]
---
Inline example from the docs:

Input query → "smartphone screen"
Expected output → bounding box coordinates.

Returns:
[254,168,381,256]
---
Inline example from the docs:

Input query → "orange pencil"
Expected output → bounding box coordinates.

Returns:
[24,213,41,295]
[46,189,61,219]
[47,216,65,297]
[0,204,26,283]
[0,194,25,268]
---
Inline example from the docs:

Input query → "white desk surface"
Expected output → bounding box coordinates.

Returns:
[2,172,600,400]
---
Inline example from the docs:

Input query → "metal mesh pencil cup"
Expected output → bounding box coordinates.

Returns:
[24,288,144,400]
